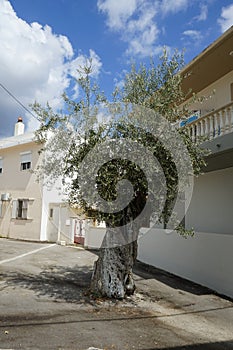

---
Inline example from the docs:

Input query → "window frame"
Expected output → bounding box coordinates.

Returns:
[20,151,32,171]
[12,199,30,220]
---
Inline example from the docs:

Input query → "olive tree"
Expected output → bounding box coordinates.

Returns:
[33,51,207,299]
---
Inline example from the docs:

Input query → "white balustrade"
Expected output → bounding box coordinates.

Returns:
[208,115,213,140]
[216,112,220,137]
[184,102,233,142]
[191,124,195,142]
[210,114,214,139]
[226,108,231,134]
[220,110,226,135]
[231,105,233,131]
[200,119,205,137]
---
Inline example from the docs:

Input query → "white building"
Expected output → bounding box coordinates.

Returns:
[138,26,233,298]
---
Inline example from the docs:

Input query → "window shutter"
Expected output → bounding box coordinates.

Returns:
[0,201,2,217]
[12,200,18,219]
[22,199,28,219]
[20,152,31,163]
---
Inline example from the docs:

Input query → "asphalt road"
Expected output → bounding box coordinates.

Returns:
[0,238,233,350]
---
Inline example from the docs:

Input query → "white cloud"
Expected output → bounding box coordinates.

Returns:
[98,0,195,57]
[125,4,160,56]
[0,0,102,137]
[98,0,161,57]
[97,0,138,30]
[195,4,208,21]
[182,30,202,42]
[160,0,189,15]
[190,3,208,24]
[218,4,233,33]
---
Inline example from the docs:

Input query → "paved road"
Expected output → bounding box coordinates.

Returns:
[0,238,233,349]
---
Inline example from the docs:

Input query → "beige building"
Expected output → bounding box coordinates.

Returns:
[0,118,79,243]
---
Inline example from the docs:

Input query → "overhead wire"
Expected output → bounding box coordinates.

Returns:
[0,82,40,121]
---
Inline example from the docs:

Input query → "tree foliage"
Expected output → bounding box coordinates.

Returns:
[115,49,188,122]
[33,50,207,235]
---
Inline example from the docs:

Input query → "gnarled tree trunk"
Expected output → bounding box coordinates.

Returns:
[90,226,138,299]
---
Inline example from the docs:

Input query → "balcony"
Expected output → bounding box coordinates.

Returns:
[185,102,233,143]
[182,102,233,172]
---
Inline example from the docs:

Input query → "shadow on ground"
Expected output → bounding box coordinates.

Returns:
[88,250,216,297]
[1,255,231,308]
[142,340,233,349]
[1,265,95,304]
[134,260,215,296]
[1,259,223,307]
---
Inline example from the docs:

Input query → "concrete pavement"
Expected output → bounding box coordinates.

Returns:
[0,238,233,349]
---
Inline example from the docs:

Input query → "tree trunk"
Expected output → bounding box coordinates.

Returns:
[90,226,138,299]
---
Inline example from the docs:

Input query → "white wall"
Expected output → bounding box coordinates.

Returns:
[138,228,233,298]
[186,167,233,234]
[138,166,233,298]
[84,226,106,249]
[40,178,61,240]
[46,204,76,243]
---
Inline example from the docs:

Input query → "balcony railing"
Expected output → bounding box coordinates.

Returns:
[184,102,233,143]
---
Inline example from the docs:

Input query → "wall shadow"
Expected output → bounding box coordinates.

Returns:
[141,340,233,349]
[87,251,230,300]
[134,260,216,296]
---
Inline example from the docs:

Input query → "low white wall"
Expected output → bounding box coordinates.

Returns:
[185,167,233,234]
[84,226,106,249]
[138,228,233,298]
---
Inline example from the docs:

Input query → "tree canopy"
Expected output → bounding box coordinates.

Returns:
[33,49,207,238]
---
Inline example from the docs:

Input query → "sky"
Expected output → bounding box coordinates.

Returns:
[0,0,233,138]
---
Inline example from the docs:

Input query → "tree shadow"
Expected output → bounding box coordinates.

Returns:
[3,256,229,307]
[1,265,96,304]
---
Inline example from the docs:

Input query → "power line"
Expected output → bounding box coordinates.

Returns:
[0,82,40,121]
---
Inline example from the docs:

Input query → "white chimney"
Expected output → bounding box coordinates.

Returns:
[14,117,25,136]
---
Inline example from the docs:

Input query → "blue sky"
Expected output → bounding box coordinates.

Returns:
[0,0,233,137]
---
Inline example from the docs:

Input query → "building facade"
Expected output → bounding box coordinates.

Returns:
[0,118,78,243]
[138,26,233,298]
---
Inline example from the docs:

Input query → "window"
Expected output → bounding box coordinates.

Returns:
[231,83,233,101]
[12,199,29,219]
[20,152,31,171]
[49,208,54,219]
[0,157,2,174]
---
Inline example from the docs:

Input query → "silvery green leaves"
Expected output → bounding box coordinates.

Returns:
[64,103,194,247]
[32,50,207,248]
